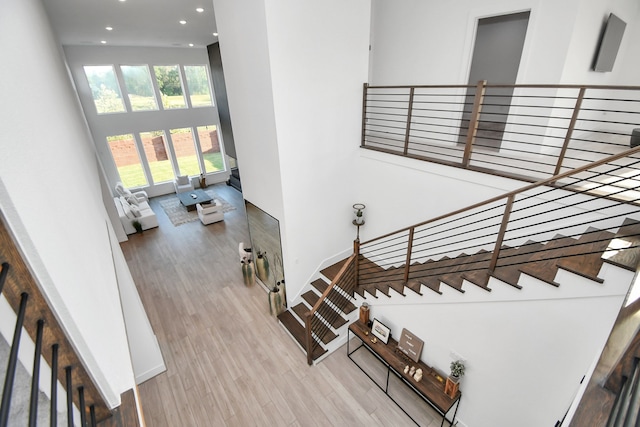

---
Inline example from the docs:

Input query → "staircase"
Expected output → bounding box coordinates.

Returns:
[357,220,640,300]
[277,259,357,363]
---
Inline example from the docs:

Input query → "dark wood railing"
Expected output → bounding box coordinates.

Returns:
[362,82,640,184]
[305,254,357,365]
[0,218,110,426]
[357,147,640,292]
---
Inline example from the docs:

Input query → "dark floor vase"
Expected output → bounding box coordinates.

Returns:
[241,260,255,287]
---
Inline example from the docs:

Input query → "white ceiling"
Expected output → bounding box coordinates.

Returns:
[42,0,218,48]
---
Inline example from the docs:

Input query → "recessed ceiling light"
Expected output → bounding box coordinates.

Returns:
[118,0,125,2]
[105,26,113,31]
[179,20,187,25]
[189,43,194,47]
[213,32,218,36]
[101,40,107,44]
[196,7,204,13]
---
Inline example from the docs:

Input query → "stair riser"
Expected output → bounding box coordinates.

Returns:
[355,263,634,307]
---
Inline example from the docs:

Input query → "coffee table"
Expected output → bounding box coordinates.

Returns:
[176,189,213,211]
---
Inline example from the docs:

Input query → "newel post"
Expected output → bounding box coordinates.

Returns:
[354,238,361,287]
[305,312,313,365]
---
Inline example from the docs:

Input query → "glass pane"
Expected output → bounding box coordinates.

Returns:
[197,125,224,173]
[140,131,173,184]
[171,128,200,177]
[184,66,213,107]
[121,65,158,111]
[107,134,147,188]
[153,65,186,109]
[83,65,126,114]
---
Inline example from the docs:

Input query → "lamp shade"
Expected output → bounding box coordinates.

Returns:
[353,203,365,226]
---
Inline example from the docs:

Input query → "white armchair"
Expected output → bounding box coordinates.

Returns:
[115,182,148,204]
[174,175,194,194]
[196,201,224,225]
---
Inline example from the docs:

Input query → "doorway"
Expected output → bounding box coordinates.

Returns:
[459,11,530,150]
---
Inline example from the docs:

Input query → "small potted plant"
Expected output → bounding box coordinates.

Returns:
[445,360,465,398]
[449,360,465,383]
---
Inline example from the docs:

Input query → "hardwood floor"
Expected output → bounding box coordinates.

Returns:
[121,183,445,427]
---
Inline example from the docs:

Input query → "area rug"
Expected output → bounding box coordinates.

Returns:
[158,190,236,227]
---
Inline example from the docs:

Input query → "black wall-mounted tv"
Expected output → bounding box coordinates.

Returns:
[593,13,627,72]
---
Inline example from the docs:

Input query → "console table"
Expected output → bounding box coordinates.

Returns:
[347,321,461,427]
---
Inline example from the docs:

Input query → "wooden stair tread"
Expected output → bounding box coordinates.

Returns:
[320,259,349,281]
[277,310,327,360]
[292,303,338,344]
[301,291,349,328]
[309,281,357,313]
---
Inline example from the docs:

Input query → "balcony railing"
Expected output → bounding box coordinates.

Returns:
[362,82,640,184]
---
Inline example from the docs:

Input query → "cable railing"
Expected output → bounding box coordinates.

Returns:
[0,221,108,426]
[358,147,640,293]
[304,254,357,365]
[362,82,640,184]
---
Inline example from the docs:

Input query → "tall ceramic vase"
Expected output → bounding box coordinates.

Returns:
[269,286,284,316]
[241,260,255,287]
[256,252,270,283]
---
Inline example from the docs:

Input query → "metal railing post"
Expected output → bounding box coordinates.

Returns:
[403,227,415,284]
[28,319,45,427]
[404,87,415,155]
[0,292,29,427]
[554,87,586,176]
[361,83,369,147]
[462,80,487,167]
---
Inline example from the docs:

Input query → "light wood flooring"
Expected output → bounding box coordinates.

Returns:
[121,183,446,427]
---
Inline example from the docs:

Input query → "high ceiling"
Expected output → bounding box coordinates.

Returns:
[41,0,218,48]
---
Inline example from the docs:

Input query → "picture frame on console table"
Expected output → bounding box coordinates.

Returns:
[371,318,391,344]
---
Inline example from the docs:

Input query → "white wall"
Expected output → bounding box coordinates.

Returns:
[356,150,526,243]
[561,0,640,84]
[213,0,371,301]
[212,0,285,241]
[370,0,583,86]
[0,0,136,408]
[370,285,627,427]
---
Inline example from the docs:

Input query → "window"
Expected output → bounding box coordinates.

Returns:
[107,134,147,188]
[154,65,186,109]
[171,128,200,177]
[139,131,173,183]
[121,65,158,111]
[184,66,213,107]
[84,66,125,114]
[197,125,224,173]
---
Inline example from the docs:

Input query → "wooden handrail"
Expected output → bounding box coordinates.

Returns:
[361,144,640,247]
[367,83,640,90]
[305,254,357,365]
